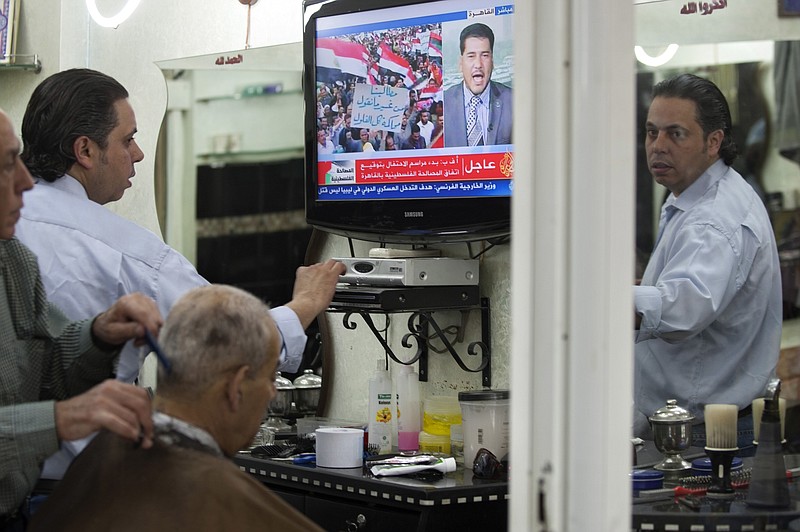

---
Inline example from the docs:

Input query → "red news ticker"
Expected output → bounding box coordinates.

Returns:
[318,151,514,185]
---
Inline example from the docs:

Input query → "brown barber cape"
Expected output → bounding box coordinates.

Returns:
[29,430,322,531]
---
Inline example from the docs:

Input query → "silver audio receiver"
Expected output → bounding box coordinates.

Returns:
[335,257,479,287]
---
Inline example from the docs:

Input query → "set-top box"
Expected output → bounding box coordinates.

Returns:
[335,257,479,287]
[330,285,480,311]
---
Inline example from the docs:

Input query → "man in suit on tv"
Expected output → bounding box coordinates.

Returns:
[443,23,513,148]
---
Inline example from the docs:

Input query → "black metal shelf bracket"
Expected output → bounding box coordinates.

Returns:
[341,311,424,366]
[336,297,492,387]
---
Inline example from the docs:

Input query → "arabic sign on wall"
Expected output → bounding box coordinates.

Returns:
[679,0,727,15]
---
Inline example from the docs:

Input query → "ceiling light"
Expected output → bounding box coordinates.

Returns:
[86,0,142,28]
[634,44,679,67]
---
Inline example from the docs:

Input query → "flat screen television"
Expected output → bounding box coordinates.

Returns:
[303,0,514,244]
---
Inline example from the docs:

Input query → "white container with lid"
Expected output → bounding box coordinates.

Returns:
[315,427,364,468]
[458,389,510,469]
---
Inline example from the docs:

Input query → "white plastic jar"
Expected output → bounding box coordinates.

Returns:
[458,389,510,469]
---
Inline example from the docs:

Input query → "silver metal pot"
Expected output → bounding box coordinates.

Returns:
[292,369,322,416]
[267,372,295,417]
[649,399,694,471]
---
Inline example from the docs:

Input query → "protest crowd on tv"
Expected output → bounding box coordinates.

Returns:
[315,22,445,154]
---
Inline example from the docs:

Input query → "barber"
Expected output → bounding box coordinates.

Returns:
[0,108,162,531]
[632,74,781,454]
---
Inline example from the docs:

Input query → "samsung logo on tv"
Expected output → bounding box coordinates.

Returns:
[404,211,424,218]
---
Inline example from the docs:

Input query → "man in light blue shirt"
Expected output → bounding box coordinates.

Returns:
[633,74,782,452]
[15,69,345,481]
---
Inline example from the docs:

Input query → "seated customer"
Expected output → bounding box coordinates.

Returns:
[29,285,323,531]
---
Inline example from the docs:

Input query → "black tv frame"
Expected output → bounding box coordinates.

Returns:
[302,0,512,245]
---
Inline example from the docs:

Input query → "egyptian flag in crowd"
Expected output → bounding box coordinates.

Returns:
[367,62,380,85]
[378,43,417,87]
[428,32,443,58]
[411,36,423,54]
[409,74,441,101]
[410,75,429,91]
[317,38,369,79]
[419,85,441,101]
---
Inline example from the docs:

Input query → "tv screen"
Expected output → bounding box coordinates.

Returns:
[304,0,514,244]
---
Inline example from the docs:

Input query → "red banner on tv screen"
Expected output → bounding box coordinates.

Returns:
[318,151,514,186]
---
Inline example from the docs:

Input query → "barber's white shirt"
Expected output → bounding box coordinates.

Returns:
[16,175,306,478]
[632,161,782,436]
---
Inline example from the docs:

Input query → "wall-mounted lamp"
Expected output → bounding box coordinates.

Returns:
[634,44,679,67]
[86,0,142,29]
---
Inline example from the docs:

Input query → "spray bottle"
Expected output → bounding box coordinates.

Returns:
[368,359,393,453]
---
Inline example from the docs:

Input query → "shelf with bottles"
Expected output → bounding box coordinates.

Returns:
[0,54,42,73]
[327,296,492,388]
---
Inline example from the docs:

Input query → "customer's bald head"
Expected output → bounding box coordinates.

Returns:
[156,284,279,399]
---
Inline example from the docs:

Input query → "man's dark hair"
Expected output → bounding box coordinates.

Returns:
[459,23,495,55]
[651,73,739,165]
[410,123,421,134]
[21,68,129,182]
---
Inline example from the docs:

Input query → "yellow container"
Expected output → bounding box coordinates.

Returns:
[418,430,450,454]
[422,395,462,436]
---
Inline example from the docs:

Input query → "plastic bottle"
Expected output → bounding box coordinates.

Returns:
[422,395,462,435]
[418,430,450,454]
[368,359,393,453]
[395,364,420,451]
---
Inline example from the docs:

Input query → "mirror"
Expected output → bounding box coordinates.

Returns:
[632,0,800,486]
[633,2,800,320]
[155,43,305,263]
[155,44,320,391]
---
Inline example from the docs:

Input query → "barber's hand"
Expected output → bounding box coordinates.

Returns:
[92,293,163,348]
[54,380,154,448]
[286,259,346,329]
